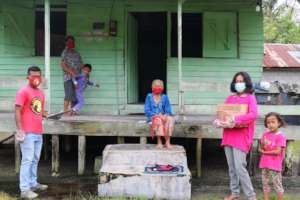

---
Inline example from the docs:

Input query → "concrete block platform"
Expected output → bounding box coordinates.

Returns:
[98,144,191,200]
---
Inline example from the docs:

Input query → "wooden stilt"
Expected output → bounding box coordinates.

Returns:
[117,136,125,144]
[248,140,259,176]
[78,135,86,175]
[51,135,60,177]
[99,172,109,184]
[64,136,72,153]
[94,156,103,174]
[196,138,202,177]
[15,138,21,174]
[140,137,147,144]
[43,135,49,161]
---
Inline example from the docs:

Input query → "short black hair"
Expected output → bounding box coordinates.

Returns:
[65,35,75,42]
[264,112,286,128]
[83,64,92,71]
[27,66,41,75]
[230,71,254,94]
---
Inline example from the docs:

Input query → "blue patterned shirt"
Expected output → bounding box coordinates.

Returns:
[144,93,173,122]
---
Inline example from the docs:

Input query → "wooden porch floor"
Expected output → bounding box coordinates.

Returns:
[0,113,299,178]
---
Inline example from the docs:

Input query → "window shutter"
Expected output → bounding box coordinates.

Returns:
[203,12,237,58]
[2,1,34,56]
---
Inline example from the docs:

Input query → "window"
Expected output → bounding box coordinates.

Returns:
[35,5,66,56]
[171,13,202,58]
[203,12,237,58]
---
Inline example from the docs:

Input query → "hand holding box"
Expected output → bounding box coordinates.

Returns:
[214,104,248,128]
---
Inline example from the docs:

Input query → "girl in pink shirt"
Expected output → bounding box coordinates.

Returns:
[222,72,257,200]
[259,112,286,200]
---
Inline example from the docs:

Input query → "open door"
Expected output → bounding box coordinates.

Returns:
[127,12,167,104]
[127,13,138,104]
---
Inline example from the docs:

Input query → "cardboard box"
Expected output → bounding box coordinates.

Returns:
[216,104,248,122]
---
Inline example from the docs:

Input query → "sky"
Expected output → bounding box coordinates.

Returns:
[277,0,300,22]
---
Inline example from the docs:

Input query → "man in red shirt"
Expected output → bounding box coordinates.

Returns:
[15,66,48,199]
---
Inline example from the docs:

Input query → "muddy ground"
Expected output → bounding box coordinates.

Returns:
[1,138,300,199]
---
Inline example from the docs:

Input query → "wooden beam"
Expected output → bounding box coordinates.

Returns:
[196,138,202,177]
[117,136,125,144]
[14,138,21,174]
[177,0,184,114]
[140,137,147,144]
[43,135,49,161]
[64,136,72,153]
[248,140,259,176]
[119,104,300,116]
[167,11,171,58]
[78,135,86,175]
[184,105,300,116]
[2,114,300,140]
[44,0,51,112]
[51,135,60,177]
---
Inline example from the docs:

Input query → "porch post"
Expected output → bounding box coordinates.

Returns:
[44,0,51,112]
[177,0,184,114]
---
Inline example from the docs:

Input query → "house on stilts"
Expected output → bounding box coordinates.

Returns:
[1,0,299,178]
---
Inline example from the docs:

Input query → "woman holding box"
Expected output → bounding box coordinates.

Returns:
[221,72,258,200]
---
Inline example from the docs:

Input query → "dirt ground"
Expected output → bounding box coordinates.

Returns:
[1,139,300,200]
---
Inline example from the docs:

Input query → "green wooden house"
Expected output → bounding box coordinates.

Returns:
[4,1,300,178]
[0,0,264,115]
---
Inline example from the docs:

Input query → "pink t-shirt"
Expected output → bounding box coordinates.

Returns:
[259,131,286,172]
[15,85,45,134]
[221,94,257,153]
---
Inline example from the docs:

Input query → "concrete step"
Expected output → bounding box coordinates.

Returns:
[98,144,191,200]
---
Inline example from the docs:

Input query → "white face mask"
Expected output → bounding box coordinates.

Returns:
[235,82,246,93]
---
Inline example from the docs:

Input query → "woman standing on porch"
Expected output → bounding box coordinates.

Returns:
[222,72,257,200]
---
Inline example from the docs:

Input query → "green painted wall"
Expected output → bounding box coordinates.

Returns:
[0,0,263,114]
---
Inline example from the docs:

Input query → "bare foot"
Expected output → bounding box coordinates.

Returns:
[224,194,239,200]
[156,144,163,149]
[165,143,172,149]
[71,111,79,116]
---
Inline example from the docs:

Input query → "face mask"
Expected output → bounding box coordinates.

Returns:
[235,82,246,93]
[152,87,163,95]
[28,76,41,88]
[66,40,75,49]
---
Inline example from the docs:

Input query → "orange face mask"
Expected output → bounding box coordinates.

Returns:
[66,40,75,49]
[152,87,163,94]
[28,76,41,88]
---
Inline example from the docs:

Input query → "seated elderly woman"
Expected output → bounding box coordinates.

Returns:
[144,79,175,149]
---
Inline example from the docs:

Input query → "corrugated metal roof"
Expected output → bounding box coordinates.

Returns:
[263,43,300,68]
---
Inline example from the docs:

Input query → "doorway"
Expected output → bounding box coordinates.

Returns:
[127,12,167,103]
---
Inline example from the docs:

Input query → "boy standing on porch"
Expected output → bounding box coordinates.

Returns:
[15,66,48,199]
[71,64,100,114]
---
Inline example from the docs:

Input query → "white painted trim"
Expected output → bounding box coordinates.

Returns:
[44,0,51,112]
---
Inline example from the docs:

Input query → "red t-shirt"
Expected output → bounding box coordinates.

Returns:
[15,85,45,134]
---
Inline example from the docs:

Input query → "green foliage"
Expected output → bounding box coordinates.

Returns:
[263,0,300,43]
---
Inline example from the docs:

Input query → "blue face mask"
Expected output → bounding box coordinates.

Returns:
[235,82,246,93]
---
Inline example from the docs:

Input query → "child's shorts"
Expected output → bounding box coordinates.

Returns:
[261,168,284,194]
[64,80,77,102]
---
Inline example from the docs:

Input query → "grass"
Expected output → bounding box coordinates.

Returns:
[61,193,300,200]
[0,192,17,200]
[62,193,148,200]
[1,191,300,200]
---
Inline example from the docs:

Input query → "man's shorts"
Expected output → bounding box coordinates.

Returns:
[64,79,77,102]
